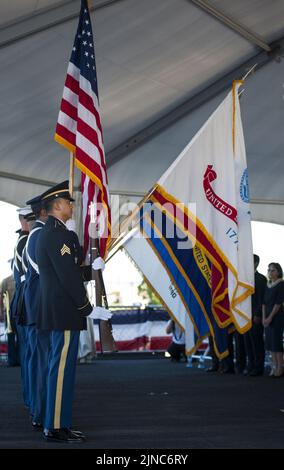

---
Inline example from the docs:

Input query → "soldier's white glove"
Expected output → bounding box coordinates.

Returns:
[66,219,76,232]
[92,257,105,271]
[89,306,113,321]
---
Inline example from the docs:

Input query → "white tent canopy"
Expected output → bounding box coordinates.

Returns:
[0,0,284,223]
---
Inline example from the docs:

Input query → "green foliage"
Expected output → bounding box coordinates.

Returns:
[137,279,160,305]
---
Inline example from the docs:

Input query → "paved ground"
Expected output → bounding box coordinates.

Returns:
[1,356,284,449]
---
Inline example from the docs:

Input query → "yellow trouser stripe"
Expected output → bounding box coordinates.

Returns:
[54,331,71,429]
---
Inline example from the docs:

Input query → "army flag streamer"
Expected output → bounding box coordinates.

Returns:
[54,0,111,258]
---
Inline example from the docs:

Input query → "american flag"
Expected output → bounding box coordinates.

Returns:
[55,0,111,258]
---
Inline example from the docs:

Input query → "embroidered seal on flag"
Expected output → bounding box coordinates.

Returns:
[240,169,250,203]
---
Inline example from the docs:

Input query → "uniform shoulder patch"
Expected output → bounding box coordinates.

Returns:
[60,244,71,256]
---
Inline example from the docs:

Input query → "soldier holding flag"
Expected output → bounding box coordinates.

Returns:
[36,181,111,443]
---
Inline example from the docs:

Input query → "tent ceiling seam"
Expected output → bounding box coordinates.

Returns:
[0,0,126,50]
[190,0,271,52]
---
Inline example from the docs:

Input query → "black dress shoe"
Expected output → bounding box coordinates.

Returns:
[249,370,263,377]
[63,428,87,440]
[220,368,235,374]
[32,421,43,431]
[43,429,85,443]
[206,367,219,373]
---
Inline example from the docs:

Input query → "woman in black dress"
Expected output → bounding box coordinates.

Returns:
[262,263,284,377]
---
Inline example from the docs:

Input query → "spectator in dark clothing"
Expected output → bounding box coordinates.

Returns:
[244,254,267,376]
[234,331,246,374]
[166,320,186,362]
[263,262,284,378]
[219,329,235,373]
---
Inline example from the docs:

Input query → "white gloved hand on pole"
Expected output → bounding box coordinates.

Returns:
[89,306,113,321]
[92,257,105,271]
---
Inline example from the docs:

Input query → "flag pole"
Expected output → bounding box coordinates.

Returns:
[89,203,103,354]
[89,203,116,354]
[54,0,114,354]
[109,184,157,253]
[69,152,75,196]
[86,0,104,354]
[241,63,257,81]
[232,80,244,155]
[86,0,116,354]
[232,64,257,154]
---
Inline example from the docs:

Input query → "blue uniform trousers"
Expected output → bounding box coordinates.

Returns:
[32,330,51,424]
[27,326,51,422]
[7,331,20,366]
[44,331,80,430]
[26,325,37,417]
[16,325,29,409]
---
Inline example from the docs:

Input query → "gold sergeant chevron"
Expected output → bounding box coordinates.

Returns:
[60,244,71,256]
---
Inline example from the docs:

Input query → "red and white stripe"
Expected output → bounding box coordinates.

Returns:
[55,62,111,258]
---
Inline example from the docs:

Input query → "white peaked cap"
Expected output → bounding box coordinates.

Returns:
[17,206,32,216]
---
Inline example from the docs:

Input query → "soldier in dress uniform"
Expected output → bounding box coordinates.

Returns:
[36,181,111,443]
[10,207,31,408]
[23,195,49,429]
[21,210,38,411]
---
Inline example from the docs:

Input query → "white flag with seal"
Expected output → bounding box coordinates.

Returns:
[157,81,254,331]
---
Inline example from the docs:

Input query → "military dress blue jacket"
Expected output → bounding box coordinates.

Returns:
[10,230,28,324]
[24,220,45,326]
[36,216,92,331]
